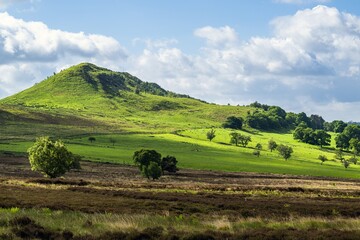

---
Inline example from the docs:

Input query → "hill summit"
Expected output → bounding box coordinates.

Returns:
[1,63,190,107]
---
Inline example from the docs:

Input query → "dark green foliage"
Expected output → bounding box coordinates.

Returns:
[293,126,331,147]
[206,129,216,142]
[133,149,163,179]
[268,139,277,152]
[145,162,162,180]
[253,150,260,157]
[310,114,325,130]
[343,160,350,169]
[348,157,358,165]
[318,155,327,165]
[161,155,178,173]
[222,116,243,129]
[245,104,290,130]
[335,125,360,150]
[88,137,96,143]
[27,137,80,178]
[325,120,347,133]
[277,144,293,160]
[151,100,183,111]
[349,138,360,156]
[229,132,240,146]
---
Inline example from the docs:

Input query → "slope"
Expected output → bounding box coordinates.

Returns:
[0,63,251,139]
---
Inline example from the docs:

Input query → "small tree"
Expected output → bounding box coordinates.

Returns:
[277,144,293,160]
[268,139,277,152]
[318,155,327,165]
[335,149,344,163]
[348,156,358,165]
[28,136,80,178]
[255,143,262,151]
[161,155,178,173]
[88,137,96,143]
[238,134,251,147]
[343,160,350,169]
[206,129,216,142]
[230,132,240,146]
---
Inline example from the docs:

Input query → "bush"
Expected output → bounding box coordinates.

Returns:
[206,129,216,141]
[318,155,327,165]
[161,155,178,173]
[268,139,277,152]
[253,150,260,157]
[222,116,243,129]
[145,162,162,180]
[28,137,80,178]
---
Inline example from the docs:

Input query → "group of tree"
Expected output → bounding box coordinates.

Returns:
[133,149,178,179]
[229,132,251,147]
[335,124,360,150]
[245,102,326,131]
[293,123,331,147]
[222,116,243,130]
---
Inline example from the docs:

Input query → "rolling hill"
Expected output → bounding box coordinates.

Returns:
[1,62,359,179]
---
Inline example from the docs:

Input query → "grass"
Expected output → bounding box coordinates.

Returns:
[1,207,360,238]
[1,128,359,179]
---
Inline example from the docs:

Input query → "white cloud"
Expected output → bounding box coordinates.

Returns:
[0,12,127,96]
[129,5,360,121]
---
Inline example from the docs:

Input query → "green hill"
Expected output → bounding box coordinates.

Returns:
[0,63,251,139]
[1,63,359,179]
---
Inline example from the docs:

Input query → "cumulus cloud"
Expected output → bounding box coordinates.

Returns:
[0,12,127,97]
[129,5,360,121]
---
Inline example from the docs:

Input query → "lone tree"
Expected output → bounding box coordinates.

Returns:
[133,149,162,179]
[88,137,96,143]
[206,128,216,142]
[253,150,260,157]
[268,139,277,152]
[318,155,327,165]
[255,143,262,150]
[277,144,293,160]
[230,132,240,146]
[28,136,80,178]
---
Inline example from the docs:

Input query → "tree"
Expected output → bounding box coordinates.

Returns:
[277,144,293,160]
[88,137,96,143]
[230,132,240,146]
[238,134,251,147]
[314,130,331,148]
[255,143,262,150]
[343,160,350,169]
[206,129,216,142]
[161,155,178,173]
[27,136,80,178]
[349,138,360,157]
[318,155,327,165]
[268,139,277,152]
[348,156,358,165]
[334,149,344,163]
[133,149,162,179]
[222,116,243,129]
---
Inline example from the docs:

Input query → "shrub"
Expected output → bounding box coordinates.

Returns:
[133,149,162,179]
[222,116,243,129]
[318,155,327,165]
[206,129,216,142]
[253,150,260,157]
[161,155,178,173]
[268,139,277,152]
[145,162,162,180]
[28,136,80,178]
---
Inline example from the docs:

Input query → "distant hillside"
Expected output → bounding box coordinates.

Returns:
[1,63,192,108]
[0,63,252,139]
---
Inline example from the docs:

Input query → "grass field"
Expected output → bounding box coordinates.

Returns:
[1,128,359,179]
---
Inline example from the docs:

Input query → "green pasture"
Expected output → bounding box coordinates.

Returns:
[1,128,359,179]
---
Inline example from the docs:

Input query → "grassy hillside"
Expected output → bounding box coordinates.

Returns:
[0,62,359,178]
[0,63,252,139]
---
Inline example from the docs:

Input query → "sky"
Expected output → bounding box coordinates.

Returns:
[1,0,360,121]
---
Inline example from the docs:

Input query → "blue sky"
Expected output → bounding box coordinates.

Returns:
[1,0,360,121]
